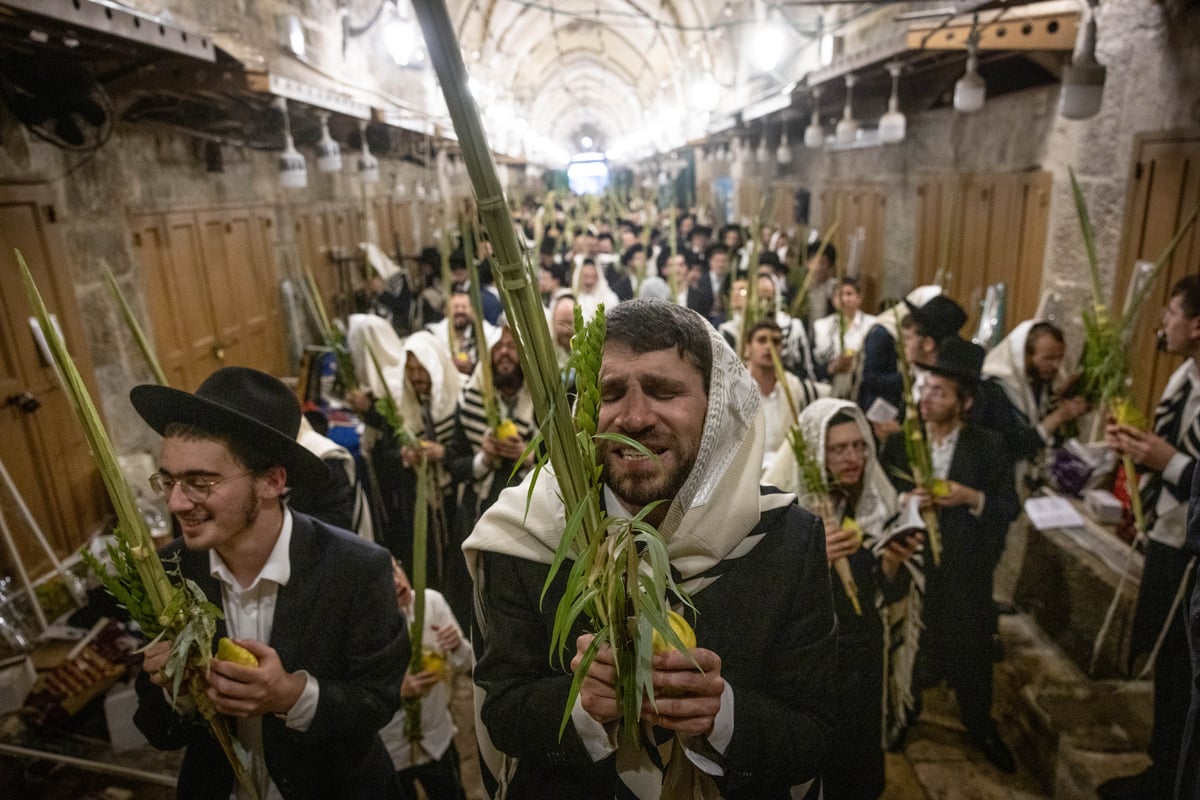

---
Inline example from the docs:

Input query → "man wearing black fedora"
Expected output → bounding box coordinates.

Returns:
[879,336,1020,774]
[129,366,408,800]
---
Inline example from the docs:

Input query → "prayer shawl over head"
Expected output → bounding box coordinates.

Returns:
[982,318,1064,428]
[571,260,620,323]
[456,326,537,509]
[346,313,406,399]
[464,323,797,799]
[400,331,462,436]
[762,398,924,743]
[464,323,792,587]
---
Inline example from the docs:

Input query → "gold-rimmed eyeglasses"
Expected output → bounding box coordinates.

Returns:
[149,471,252,503]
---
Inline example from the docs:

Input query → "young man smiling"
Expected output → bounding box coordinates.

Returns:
[130,367,407,800]
[465,300,837,799]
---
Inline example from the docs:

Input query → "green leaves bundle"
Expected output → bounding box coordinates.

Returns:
[892,306,943,567]
[769,346,861,615]
[17,251,258,799]
[1070,166,1200,536]
[411,0,692,747]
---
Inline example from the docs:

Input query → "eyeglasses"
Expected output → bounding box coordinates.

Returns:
[149,471,252,503]
[827,440,868,460]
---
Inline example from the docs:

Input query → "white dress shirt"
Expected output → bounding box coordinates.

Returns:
[209,511,320,800]
[378,589,474,770]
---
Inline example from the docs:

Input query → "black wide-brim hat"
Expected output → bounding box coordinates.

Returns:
[926,335,985,388]
[130,367,330,491]
[910,295,967,343]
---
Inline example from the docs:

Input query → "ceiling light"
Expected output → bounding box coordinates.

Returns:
[392,172,408,198]
[275,98,307,189]
[776,129,792,163]
[316,111,342,172]
[804,87,824,149]
[878,61,906,144]
[953,21,986,113]
[1060,2,1105,120]
[835,74,859,144]
[357,121,379,183]
[383,14,419,66]
[414,180,427,201]
[756,136,770,163]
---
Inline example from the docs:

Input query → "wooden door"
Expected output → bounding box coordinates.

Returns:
[0,186,107,576]
[131,214,193,388]
[195,208,287,375]
[915,171,1052,334]
[1113,131,1200,416]
[163,211,223,388]
[133,205,289,388]
[819,184,887,312]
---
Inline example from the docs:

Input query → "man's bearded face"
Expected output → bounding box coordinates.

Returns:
[596,344,707,512]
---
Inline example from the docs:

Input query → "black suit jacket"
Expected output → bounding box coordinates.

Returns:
[880,423,1019,646]
[474,496,838,798]
[134,512,408,800]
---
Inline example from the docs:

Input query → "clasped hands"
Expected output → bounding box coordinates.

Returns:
[144,638,305,719]
[571,633,724,737]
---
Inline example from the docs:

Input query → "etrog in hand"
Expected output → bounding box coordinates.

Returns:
[651,610,696,654]
[494,419,518,440]
[216,637,258,667]
[421,648,447,680]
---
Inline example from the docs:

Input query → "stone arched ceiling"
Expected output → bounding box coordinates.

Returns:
[443,0,839,163]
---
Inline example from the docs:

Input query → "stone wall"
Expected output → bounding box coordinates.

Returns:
[703,0,1200,342]
[0,108,445,456]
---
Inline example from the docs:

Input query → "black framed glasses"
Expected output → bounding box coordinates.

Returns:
[149,471,252,502]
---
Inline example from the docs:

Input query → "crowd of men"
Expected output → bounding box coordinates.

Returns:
[126,196,1200,800]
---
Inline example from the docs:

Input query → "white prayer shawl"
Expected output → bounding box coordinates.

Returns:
[761,398,923,743]
[399,331,462,429]
[463,324,795,799]
[1148,361,1197,548]
[571,261,620,323]
[296,416,374,543]
[425,317,500,372]
[982,318,1067,491]
[346,313,406,398]
[982,318,1063,427]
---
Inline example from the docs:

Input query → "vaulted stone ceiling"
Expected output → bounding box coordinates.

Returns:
[443,0,863,161]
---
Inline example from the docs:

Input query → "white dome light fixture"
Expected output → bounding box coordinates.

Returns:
[315,111,342,172]
[357,121,379,183]
[835,74,859,144]
[1060,0,1106,120]
[804,86,824,149]
[953,20,986,114]
[776,129,792,164]
[275,98,307,189]
[878,61,907,144]
[756,135,770,163]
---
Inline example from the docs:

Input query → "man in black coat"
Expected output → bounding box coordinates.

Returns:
[464,301,837,798]
[130,367,407,800]
[880,336,1020,774]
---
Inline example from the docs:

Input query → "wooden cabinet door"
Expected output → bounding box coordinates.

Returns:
[915,171,1051,334]
[0,186,107,575]
[163,211,223,389]
[1113,132,1200,416]
[819,184,887,312]
[133,205,289,388]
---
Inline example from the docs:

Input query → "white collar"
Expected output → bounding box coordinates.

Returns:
[210,509,293,592]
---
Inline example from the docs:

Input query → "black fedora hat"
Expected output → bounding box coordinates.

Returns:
[130,367,330,491]
[910,295,967,343]
[926,336,985,388]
